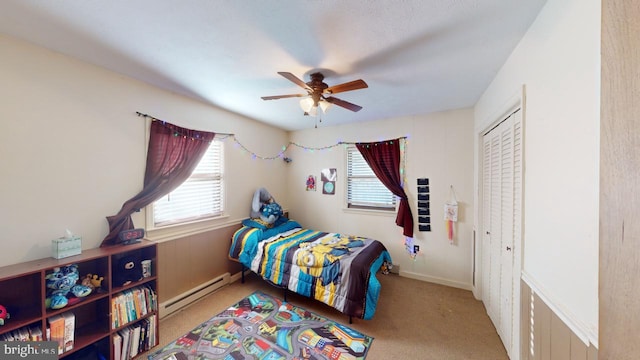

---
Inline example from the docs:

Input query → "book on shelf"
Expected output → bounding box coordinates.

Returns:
[111,295,118,329]
[126,290,136,322]
[144,315,154,351]
[113,332,122,360]
[129,323,141,358]
[2,331,12,341]
[138,319,147,353]
[18,326,30,341]
[28,325,43,341]
[149,314,157,348]
[119,326,131,360]
[47,313,65,354]
[62,311,75,352]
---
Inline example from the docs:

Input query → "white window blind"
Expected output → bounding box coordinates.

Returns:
[346,146,396,210]
[152,140,224,227]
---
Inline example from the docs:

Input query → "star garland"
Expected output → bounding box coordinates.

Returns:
[136,111,408,169]
[219,135,409,163]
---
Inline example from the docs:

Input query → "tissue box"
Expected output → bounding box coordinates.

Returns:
[52,236,82,259]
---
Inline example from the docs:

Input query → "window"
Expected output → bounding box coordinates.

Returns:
[151,139,224,227]
[346,146,396,210]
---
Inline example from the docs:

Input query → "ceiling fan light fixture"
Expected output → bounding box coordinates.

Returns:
[267,71,367,116]
[319,100,332,113]
[308,104,318,117]
[300,97,332,117]
[299,97,314,113]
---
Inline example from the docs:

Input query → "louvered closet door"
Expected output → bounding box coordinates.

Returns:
[481,109,522,358]
[481,135,494,321]
[484,126,502,324]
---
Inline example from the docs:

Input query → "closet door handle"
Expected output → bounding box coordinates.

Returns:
[506,246,512,251]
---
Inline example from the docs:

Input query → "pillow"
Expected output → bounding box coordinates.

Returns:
[261,219,301,239]
[241,216,293,230]
[242,218,273,230]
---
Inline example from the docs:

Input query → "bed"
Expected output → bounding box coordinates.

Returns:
[228,218,392,320]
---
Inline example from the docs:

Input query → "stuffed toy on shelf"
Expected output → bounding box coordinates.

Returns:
[114,254,143,287]
[0,304,9,325]
[45,264,92,309]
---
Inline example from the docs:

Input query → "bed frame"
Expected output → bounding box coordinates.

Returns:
[229,219,391,322]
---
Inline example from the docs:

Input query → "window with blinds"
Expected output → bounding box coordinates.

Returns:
[346,146,396,210]
[152,140,224,227]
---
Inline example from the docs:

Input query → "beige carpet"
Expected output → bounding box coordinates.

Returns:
[147,273,508,360]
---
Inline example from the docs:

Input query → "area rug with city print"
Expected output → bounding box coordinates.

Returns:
[147,291,373,360]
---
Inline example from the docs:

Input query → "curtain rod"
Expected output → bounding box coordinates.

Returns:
[136,111,234,137]
[340,136,408,145]
[136,111,406,144]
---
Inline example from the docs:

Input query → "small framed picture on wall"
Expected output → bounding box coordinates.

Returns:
[321,168,336,195]
[306,175,316,191]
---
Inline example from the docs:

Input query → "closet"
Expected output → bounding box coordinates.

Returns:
[481,108,523,358]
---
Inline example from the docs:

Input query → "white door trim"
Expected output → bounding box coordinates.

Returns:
[474,85,526,360]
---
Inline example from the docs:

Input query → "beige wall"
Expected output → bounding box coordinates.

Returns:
[157,224,242,303]
[288,109,476,289]
[0,33,290,267]
[474,0,600,349]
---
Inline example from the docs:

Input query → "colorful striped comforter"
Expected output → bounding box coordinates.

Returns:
[229,219,392,320]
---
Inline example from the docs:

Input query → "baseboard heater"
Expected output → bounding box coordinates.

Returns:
[159,272,231,319]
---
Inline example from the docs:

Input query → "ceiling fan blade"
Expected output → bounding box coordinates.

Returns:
[261,94,306,100]
[325,96,363,112]
[325,79,368,95]
[278,72,310,89]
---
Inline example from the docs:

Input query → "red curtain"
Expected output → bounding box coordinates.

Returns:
[356,139,414,238]
[100,120,216,247]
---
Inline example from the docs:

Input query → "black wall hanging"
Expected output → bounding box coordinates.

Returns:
[417,178,431,231]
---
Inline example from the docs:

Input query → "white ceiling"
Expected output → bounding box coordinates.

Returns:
[0,0,547,131]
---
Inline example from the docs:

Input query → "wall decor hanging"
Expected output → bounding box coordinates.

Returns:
[444,185,458,244]
[321,168,336,195]
[306,175,316,191]
[405,237,418,260]
[417,178,431,231]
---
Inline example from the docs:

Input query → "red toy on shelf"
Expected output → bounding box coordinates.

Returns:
[0,304,9,325]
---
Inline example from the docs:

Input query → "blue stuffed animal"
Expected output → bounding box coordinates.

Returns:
[45,264,92,309]
[250,188,282,224]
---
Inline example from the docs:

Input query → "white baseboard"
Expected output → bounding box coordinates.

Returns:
[400,270,473,291]
[229,269,251,283]
[159,272,230,319]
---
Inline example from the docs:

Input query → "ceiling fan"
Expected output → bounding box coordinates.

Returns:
[261,72,368,116]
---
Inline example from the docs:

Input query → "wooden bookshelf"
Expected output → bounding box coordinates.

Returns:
[0,240,158,360]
